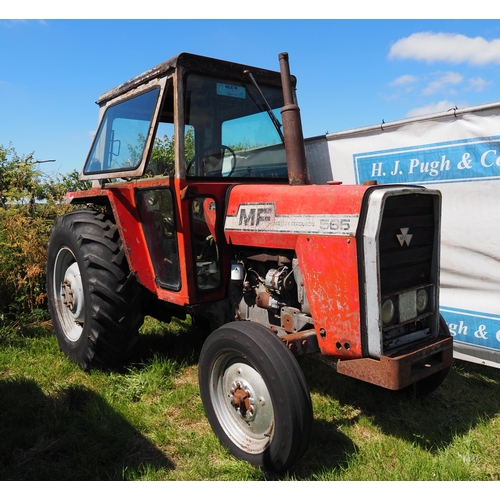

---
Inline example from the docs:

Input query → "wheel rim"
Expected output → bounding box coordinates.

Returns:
[52,246,85,342]
[209,351,275,454]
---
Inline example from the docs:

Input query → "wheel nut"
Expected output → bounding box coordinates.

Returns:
[230,383,251,415]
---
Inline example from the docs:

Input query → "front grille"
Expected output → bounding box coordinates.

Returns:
[379,193,436,296]
[360,187,441,359]
[378,192,439,355]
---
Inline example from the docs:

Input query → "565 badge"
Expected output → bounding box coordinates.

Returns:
[225,202,359,236]
[319,217,352,233]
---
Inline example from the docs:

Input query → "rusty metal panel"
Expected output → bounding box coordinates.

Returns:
[296,234,363,359]
[281,329,319,356]
[96,52,287,106]
[279,53,308,186]
[336,336,453,390]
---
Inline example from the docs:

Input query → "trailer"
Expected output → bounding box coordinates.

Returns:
[305,102,500,369]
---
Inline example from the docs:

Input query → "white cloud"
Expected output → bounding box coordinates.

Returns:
[405,100,459,118]
[467,77,492,92]
[0,19,47,28]
[389,74,419,87]
[389,32,500,66]
[422,71,463,95]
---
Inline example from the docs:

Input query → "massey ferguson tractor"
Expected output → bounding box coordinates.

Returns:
[46,52,453,472]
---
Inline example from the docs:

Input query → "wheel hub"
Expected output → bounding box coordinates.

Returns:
[210,356,274,453]
[60,261,85,324]
[230,383,254,420]
[61,279,74,308]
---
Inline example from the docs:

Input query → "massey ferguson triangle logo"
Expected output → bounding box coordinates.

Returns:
[397,228,413,247]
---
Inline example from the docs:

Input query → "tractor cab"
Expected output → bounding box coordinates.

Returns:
[70,53,301,317]
[80,53,291,183]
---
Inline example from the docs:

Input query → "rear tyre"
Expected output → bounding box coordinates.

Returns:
[412,314,451,397]
[46,210,143,369]
[198,321,312,472]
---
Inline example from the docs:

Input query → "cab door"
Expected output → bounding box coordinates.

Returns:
[136,187,181,291]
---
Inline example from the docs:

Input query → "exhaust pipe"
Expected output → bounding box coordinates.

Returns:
[279,52,308,186]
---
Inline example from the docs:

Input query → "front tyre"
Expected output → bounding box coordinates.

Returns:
[198,321,312,472]
[46,210,143,369]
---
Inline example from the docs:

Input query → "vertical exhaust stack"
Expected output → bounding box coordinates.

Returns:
[279,52,308,186]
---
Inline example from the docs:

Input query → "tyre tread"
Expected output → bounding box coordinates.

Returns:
[47,209,143,369]
[199,321,312,472]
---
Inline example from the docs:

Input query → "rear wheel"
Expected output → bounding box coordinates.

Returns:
[46,210,143,369]
[411,314,451,397]
[198,321,312,472]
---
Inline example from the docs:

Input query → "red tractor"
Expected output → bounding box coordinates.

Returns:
[46,52,453,472]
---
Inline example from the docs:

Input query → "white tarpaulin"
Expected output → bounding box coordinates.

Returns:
[307,102,500,368]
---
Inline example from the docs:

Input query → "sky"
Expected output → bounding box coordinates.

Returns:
[2,6,500,176]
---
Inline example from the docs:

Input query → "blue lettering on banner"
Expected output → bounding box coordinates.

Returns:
[353,135,500,185]
[440,306,500,352]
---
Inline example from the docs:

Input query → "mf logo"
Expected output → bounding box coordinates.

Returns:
[238,203,276,227]
[397,227,413,247]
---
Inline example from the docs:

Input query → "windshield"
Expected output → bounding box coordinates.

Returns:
[83,88,160,175]
[184,73,287,179]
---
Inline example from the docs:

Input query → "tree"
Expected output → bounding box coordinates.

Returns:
[0,143,87,324]
[129,128,195,177]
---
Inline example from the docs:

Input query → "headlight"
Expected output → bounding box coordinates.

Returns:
[381,299,395,324]
[416,288,428,313]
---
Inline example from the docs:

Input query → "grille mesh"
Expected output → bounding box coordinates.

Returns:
[379,193,436,296]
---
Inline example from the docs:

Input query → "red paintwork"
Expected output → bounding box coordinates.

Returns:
[225,183,367,215]
[224,183,367,248]
[68,179,233,307]
[223,183,369,358]
[202,197,217,240]
[296,235,362,358]
[69,180,370,358]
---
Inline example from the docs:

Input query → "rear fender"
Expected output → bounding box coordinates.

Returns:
[67,187,157,294]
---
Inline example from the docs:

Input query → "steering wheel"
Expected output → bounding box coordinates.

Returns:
[188,145,237,177]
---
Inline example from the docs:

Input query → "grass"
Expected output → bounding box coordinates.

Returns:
[1,316,499,481]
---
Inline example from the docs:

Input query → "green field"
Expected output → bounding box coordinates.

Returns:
[1,316,499,481]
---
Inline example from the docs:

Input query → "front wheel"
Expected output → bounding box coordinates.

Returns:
[46,210,143,369]
[198,321,312,472]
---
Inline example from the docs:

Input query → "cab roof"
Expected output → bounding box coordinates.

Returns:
[96,52,292,106]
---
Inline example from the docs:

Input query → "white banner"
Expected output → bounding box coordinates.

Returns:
[306,103,500,368]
